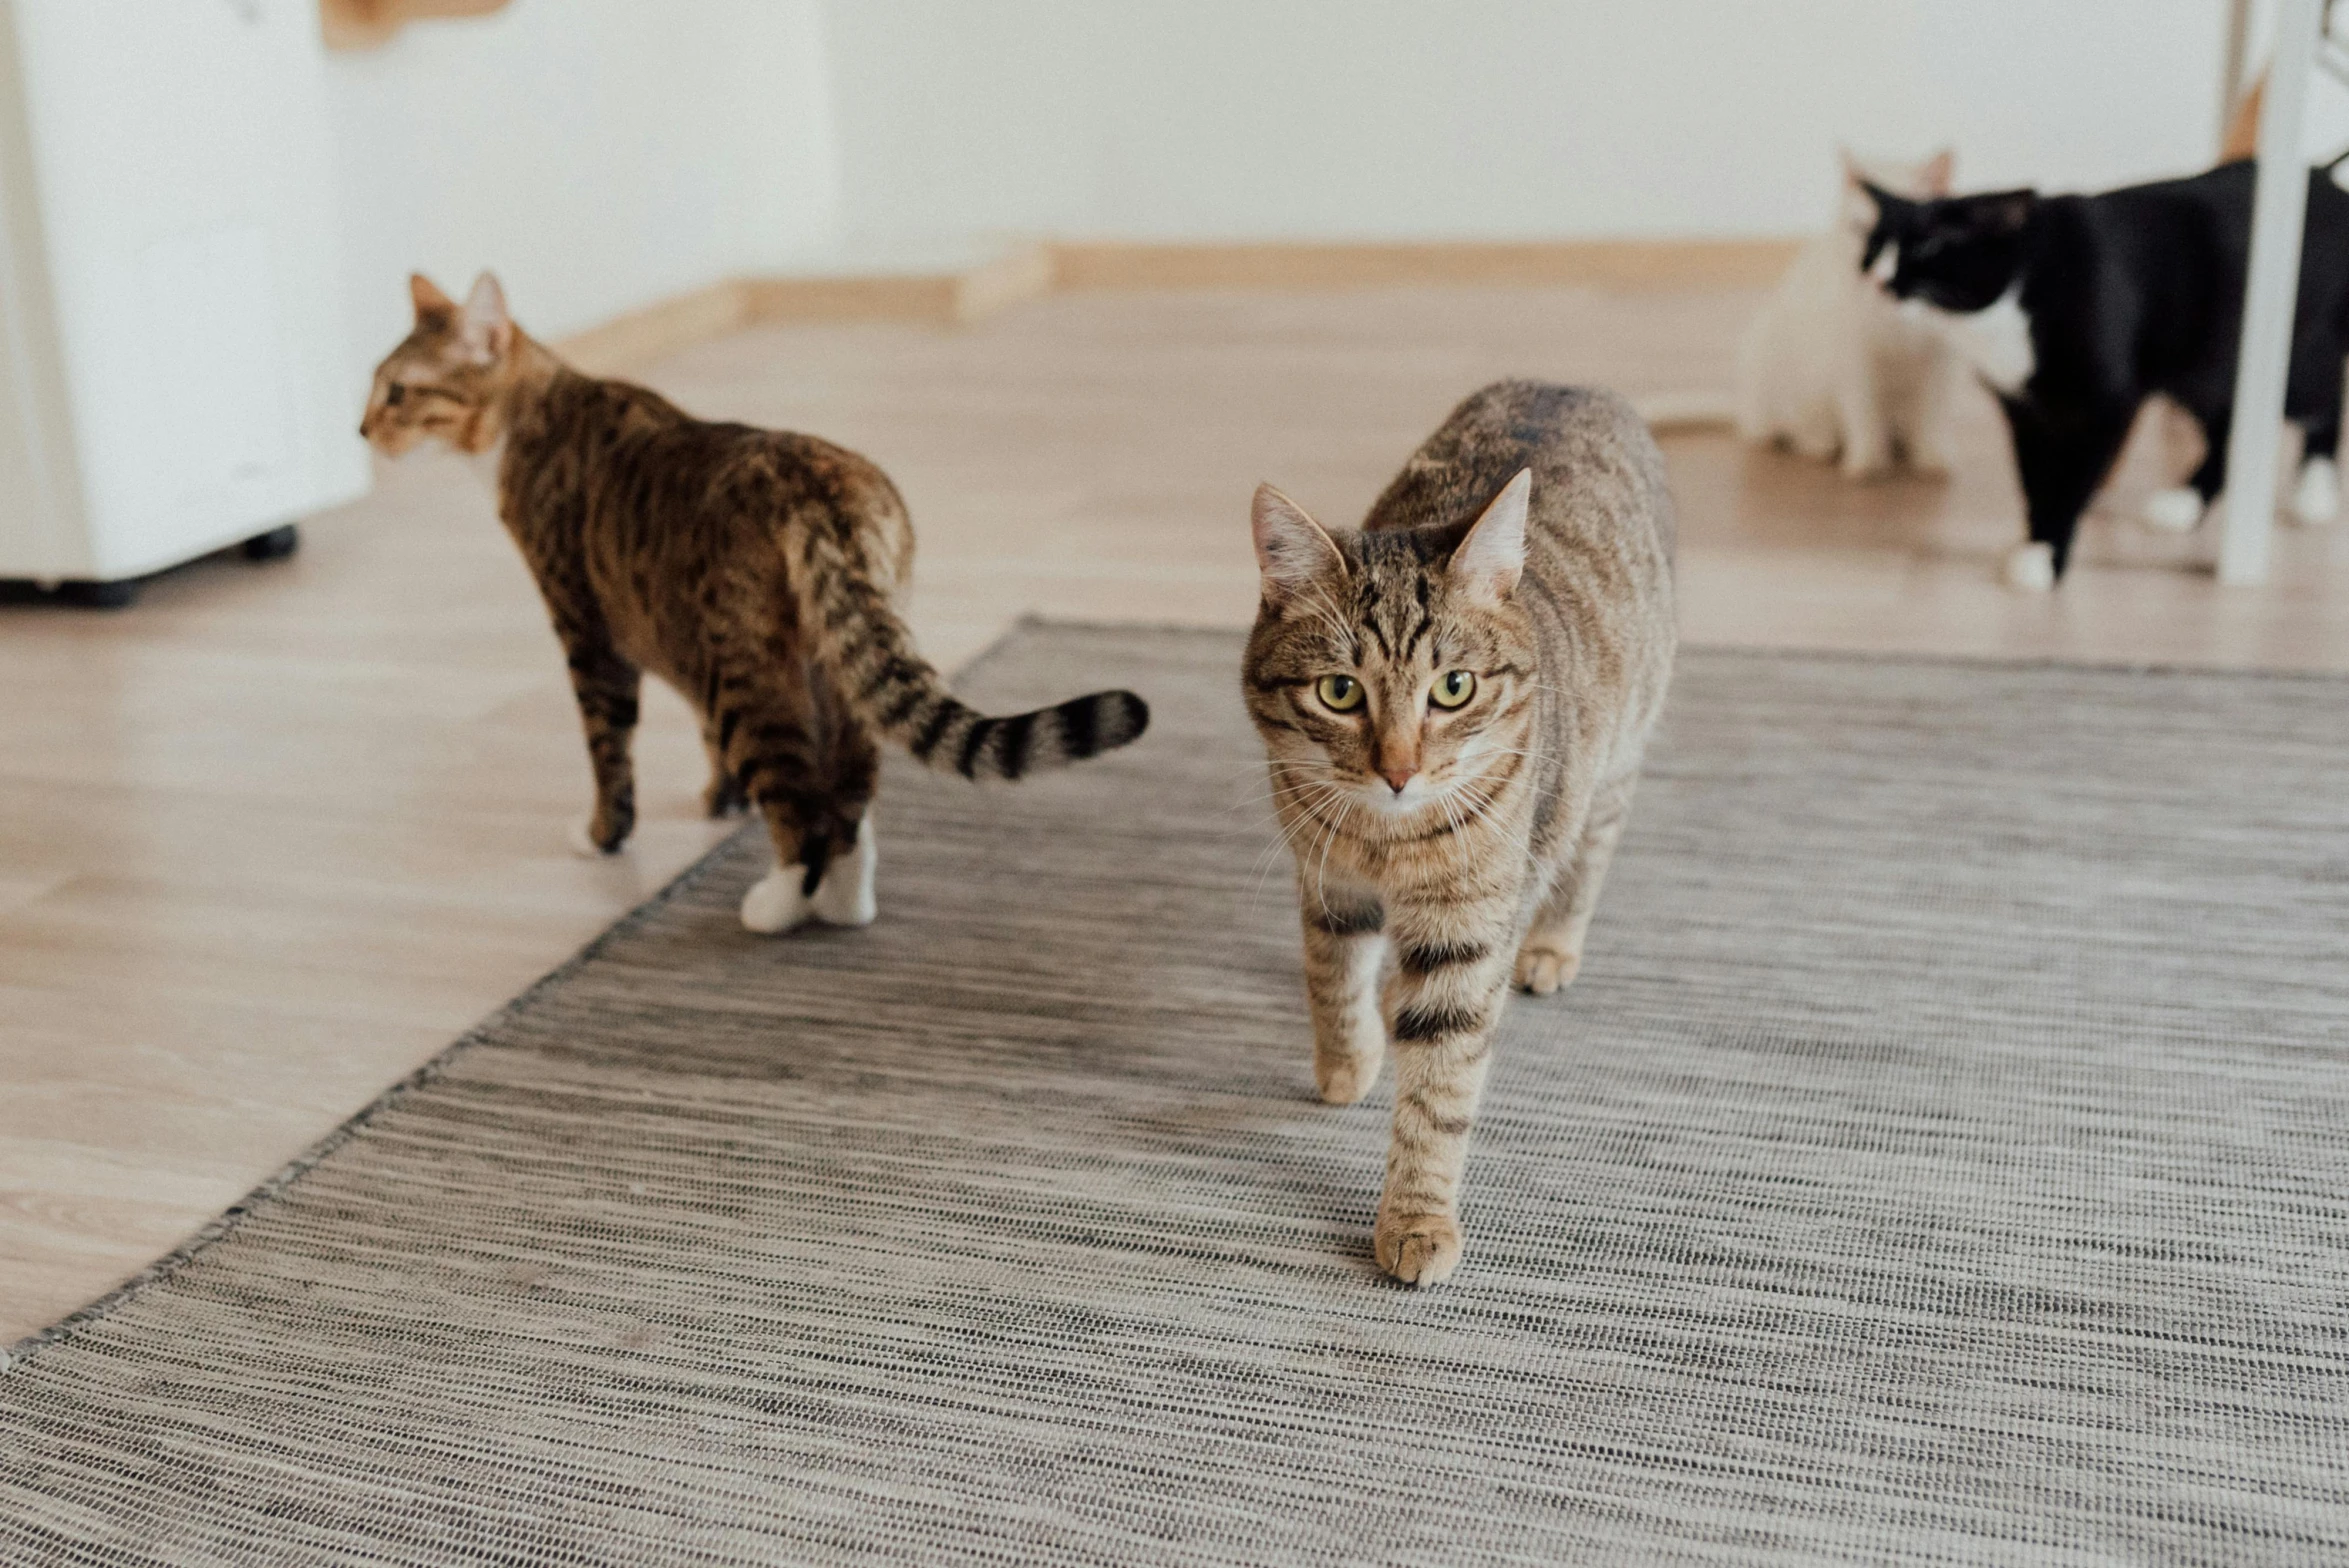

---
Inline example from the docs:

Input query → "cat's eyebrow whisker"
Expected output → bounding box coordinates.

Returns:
[1293,582,1362,656]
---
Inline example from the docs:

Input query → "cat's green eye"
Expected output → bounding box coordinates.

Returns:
[1430,670,1477,709]
[1315,674,1365,712]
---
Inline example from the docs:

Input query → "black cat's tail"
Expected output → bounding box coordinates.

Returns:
[782,497,1149,782]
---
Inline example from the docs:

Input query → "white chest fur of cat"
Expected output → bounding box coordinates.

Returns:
[1737,151,1963,479]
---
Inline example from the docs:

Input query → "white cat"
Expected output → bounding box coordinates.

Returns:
[1737,150,1963,480]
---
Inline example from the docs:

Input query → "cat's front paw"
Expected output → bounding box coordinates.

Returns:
[2292,457,2341,526]
[740,866,814,934]
[1512,943,1580,996]
[2142,486,2205,533]
[1374,1206,1463,1287]
[568,814,627,858]
[2003,542,2056,592]
[1315,1049,1381,1106]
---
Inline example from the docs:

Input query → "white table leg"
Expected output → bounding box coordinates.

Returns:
[2220,0,2323,586]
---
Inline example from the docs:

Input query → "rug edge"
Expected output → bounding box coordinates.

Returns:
[0,825,752,1373]
[0,617,1080,1374]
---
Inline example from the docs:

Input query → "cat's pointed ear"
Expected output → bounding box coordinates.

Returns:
[1252,484,1345,603]
[1919,147,1955,197]
[1450,469,1530,604]
[1858,179,1903,217]
[459,271,514,359]
[410,272,456,324]
[1858,183,1905,273]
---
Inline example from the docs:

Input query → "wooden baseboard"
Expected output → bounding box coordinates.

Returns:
[320,0,509,51]
[555,281,753,378]
[553,237,1792,374]
[955,245,1058,323]
[1048,238,1802,293]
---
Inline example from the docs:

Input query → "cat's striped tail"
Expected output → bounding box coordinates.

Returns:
[785,516,1149,781]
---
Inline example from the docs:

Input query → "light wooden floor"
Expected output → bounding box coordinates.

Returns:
[6,284,2348,1343]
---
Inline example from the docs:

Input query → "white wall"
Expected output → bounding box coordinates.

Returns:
[326,0,840,377]
[316,0,2337,351]
[822,0,2237,252]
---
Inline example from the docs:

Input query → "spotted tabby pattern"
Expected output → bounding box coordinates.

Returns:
[1243,381,1676,1285]
[363,274,1146,932]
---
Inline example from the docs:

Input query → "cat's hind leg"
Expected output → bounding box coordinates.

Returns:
[812,721,882,927]
[2291,410,2341,526]
[1514,773,1636,995]
[739,799,823,933]
[2282,334,2344,525]
[723,697,832,934]
[561,634,641,856]
[813,815,878,927]
[698,723,750,818]
[2138,399,2209,531]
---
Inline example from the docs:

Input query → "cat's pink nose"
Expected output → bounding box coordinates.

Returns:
[1379,766,1416,794]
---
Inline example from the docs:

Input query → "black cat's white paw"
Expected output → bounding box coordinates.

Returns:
[2292,458,2341,527]
[2142,486,2205,533]
[2003,542,2055,592]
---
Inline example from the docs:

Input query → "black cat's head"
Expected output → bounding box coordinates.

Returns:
[1859,185,2038,313]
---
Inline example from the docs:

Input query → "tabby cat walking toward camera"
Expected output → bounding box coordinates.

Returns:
[1245,381,1676,1287]
[363,273,1147,933]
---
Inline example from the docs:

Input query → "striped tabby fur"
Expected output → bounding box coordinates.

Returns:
[1243,381,1677,1286]
[363,273,1146,933]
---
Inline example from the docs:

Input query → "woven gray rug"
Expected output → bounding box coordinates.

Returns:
[4,625,2346,1566]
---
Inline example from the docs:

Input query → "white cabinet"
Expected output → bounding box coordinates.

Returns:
[0,0,367,597]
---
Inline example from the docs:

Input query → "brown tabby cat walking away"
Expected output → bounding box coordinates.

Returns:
[363,273,1147,933]
[1244,381,1676,1286]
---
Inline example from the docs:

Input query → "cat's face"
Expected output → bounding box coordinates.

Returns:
[1859,186,2037,313]
[1243,473,1536,826]
[360,272,517,457]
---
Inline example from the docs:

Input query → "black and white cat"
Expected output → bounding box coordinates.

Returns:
[1861,159,2349,588]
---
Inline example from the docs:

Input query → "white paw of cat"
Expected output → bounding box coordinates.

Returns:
[2142,486,2206,533]
[812,818,878,927]
[2291,457,2341,526]
[740,865,815,934]
[2003,542,2056,592]
[568,816,617,859]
